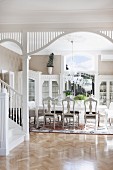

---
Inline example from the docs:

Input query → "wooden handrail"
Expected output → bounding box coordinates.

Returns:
[0,79,22,97]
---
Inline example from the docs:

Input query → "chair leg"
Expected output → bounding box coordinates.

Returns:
[105,114,108,129]
[73,117,75,129]
[78,114,79,126]
[109,118,111,126]
[34,116,36,125]
[84,124,86,130]
[95,115,98,130]
[95,120,97,131]
[29,117,31,123]
[63,118,64,128]
[84,116,86,129]
[76,114,79,127]
[98,115,100,127]
[44,117,46,127]
[36,117,39,128]
[53,118,55,129]
[49,118,51,124]
[58,115,59,122]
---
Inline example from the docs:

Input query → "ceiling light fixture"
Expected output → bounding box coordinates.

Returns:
[65,40,83,85]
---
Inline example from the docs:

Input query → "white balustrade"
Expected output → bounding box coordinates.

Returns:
[27,31,65,54]
[0,32,22,44]
[0,79,23,126]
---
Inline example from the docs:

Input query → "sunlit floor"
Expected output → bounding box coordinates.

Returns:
[1,133,113,170]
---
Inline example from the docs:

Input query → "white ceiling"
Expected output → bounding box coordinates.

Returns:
[1,0,113,12]
[0,0,113,56]
[0,0,113,31]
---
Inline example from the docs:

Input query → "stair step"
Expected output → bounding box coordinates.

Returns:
[9,127,14,138]
[9,134,25,151]
[8,118,25,152]
[9,127,25,138]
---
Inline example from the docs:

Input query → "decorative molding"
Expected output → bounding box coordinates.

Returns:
[41,75,59,80]
[27,31,65,55]
[0,32,22,46]
[41,74,59,86]
[0,30,113,56]
[0,8,113,25]
[98,30,113,43]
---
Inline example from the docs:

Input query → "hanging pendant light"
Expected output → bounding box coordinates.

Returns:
[64,40,85,87]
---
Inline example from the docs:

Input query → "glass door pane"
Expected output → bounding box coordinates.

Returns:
[52,81,58,98]
[99,81,107,105]
[42,81,49,99]
[109,81,113,103]
[29,79,35,101]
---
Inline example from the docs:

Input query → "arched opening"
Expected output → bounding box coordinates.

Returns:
[0,31,113,100]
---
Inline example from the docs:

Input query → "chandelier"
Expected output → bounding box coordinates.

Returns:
[65,40,84,86]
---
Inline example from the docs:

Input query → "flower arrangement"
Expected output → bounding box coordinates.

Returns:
[74,94,87,101]
[63,90,72,96]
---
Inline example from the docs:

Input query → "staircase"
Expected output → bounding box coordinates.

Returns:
[0,79,26,156]
[8,119,25,152]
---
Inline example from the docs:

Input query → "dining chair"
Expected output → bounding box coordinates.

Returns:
[105,102,113,127]
[36,108,47,128]
[62,96,76,129]
[98,106,107,128]
[84,97,98,130]
[29,102,45,127]
[43,96,56,129]
[54,95,63,121]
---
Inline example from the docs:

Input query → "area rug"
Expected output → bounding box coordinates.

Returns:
[30,120,113,135]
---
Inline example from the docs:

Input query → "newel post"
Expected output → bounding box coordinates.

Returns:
[0,91,9,156]
[22,32,29,141]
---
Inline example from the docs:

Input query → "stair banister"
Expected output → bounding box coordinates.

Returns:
[0,79,23,126]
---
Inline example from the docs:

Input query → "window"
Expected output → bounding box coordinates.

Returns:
[66,54,95,72]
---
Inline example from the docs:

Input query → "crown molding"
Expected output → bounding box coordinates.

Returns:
[0,22,113,32]
[0,7,113,32]
[0,9,113,24]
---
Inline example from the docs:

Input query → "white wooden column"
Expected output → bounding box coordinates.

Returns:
[36,72,42,106]
[60,73,65,98]
[95,73,99,101]
[22,32,29,141]
[35,72,42,128]
[61,55,65,74]
[95,54,99,101]
[49,79,52,97]
[0,92,9,156]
